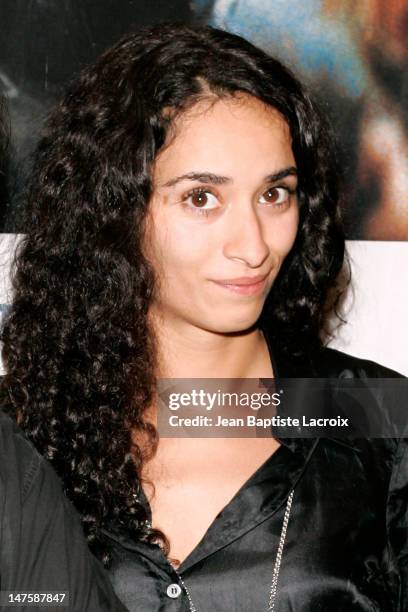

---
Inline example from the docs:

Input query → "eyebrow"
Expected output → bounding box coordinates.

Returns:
[162,166,298,188]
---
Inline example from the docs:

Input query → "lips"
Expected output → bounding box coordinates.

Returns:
[210,273,269,296]
[213,274,268,286]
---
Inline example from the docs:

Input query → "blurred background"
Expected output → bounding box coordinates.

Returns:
[1,0,407,373]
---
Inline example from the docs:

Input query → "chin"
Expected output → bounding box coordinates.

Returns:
[203,311,262,335]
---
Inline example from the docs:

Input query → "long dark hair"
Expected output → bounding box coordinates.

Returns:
[0,23,345,566]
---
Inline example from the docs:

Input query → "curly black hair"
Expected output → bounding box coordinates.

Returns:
[0,23,345,566]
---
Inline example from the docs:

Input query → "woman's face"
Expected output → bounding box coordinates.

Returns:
[145,92,299,334]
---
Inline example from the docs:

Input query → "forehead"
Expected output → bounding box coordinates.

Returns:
[153,93,294,182]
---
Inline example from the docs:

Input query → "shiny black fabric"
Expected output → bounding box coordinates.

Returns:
[103,330,408,611]
[0,411,128,612]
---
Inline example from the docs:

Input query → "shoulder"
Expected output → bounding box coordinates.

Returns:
[292,347,406,458]
[263,323,404,378]
[0,410,128,611]
[311,346,404,379]
[0,409,72,564]
[0,410,65,508]
[0,409,43,502]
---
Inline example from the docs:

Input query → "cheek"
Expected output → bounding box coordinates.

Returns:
[285,213,300,252]
[150,219,210,285]
[265,209,299,258]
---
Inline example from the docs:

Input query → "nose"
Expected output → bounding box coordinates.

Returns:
[222,202,269,268]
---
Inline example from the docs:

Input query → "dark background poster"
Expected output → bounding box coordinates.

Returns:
[1,0,408,239]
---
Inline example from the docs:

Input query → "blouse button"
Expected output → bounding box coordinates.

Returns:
[167,583,182,598]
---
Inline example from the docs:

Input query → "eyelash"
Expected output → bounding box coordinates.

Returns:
[181,185,295,216]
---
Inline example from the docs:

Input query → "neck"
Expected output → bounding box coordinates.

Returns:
[149,312,273,379]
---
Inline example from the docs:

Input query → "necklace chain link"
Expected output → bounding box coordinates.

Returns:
[168,489,294,612]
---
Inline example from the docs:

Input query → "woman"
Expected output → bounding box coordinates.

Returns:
[1,23,406,611]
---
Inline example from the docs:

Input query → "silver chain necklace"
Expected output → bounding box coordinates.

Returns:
[166,489,294,612]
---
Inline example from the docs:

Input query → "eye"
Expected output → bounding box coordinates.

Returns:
[182,188,219,212]
[259,186,291,207]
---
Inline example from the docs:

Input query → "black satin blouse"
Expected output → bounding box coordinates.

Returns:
[102,332,408,611]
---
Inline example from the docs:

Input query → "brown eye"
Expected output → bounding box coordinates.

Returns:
[191,190,209,207]
[183,188,219,211]
[259,186,290,206]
